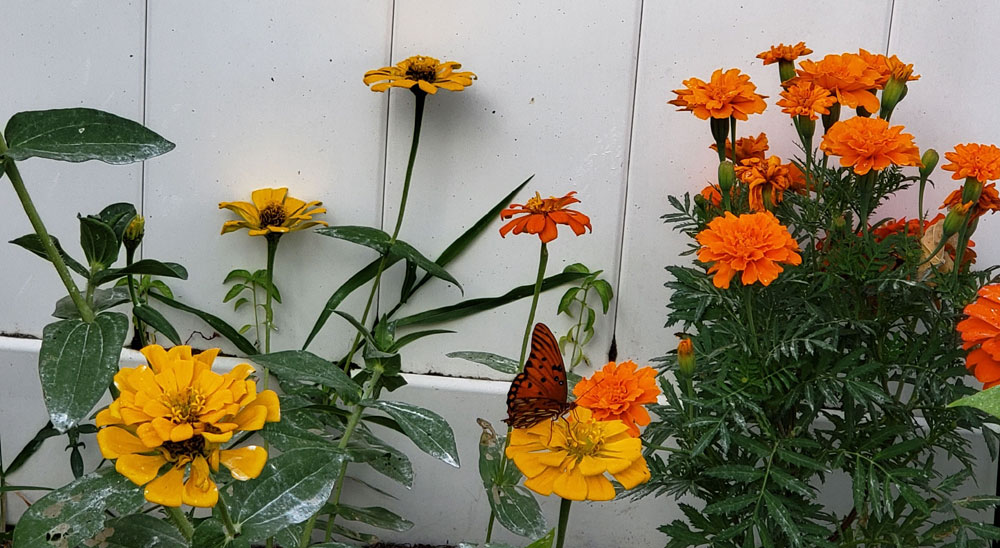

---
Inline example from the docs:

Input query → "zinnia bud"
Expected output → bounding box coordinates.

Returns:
[678,338,696,376]
[942,202,971,237]
[919,149,939,179]
[124,214,145,251]
[718,161,736,193]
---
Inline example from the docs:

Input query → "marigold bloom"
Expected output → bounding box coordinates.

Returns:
[677,338,696,376]
[957,285,1000,388]
[505,407,650,501]
[220,188,327,237]
[796,53,881,113]
[885,55,920,82]
[499,191,591,243]
[96,345,280,507]
[757,42,812,65]
[696,211,802,289]
[820,117,921,175]
[941,182,1000,219]
[710,133,769,162]
[573,361,660,437]
[856,48,892,89]
[668,68,767,121]
[941,143,1000,183]
[363,55,476,94]
[777,81,836,121]
[735,156,793,211]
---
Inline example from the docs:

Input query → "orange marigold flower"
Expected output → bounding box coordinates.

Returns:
[710,133,769,162]
[777,81,836,120]
[573,361,660,437]
[668,68,767,121]
[757,42,812,65]
[499,191,592,243]
[696,211,802,289]
[363,55,476,94]
[957,284,1000,389]
[856,48,892,89]
[820,117,921,175]
[735,156,793,211]
[941,182,1000,219]
[885,55,920,82]
[941,143,1000,182]
[796,53,881,113]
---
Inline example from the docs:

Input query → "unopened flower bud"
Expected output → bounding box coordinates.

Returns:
[778,60,796,83]
[961,177,984,205]
[718,161,736,193]
[124,214,144,251]
[942,202,971,237]
[797,116,816,143]
[919,149,939,179]
[693,193,709,208]
[678,338,696,377]
[879,78,906,120]
[831,215,847,233]
[822,102,841,133]
[710,118,729,160]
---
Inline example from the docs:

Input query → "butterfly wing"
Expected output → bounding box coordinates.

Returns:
[504,323,573,428]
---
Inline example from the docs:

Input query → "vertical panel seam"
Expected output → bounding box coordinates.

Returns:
[884,0,896,54]
[376,0,396,318]
[139,0,150,260]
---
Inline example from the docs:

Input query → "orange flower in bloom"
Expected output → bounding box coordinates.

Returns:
[957,285,1000,388]
[941,143,1000,182]
[885,55,920,82]
[499,191,591,243]
[757,42,812,65]
[796,53,881,113]
[777,81,836,120]
[696,211,802,289]
[735,156,793,211]
[573,361,660,437]
[668,68,767,120]
[856,49,892,89]
[941,182,1000,219]
[710,133,769,162]
[820,117,921,175]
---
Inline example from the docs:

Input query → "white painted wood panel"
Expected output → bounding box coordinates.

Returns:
[0,1,145,337]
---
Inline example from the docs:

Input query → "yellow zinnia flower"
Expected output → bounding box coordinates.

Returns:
[96,345,280,507]
[363,55,476,94]
[505,407,650,501]
[219,187,327,237]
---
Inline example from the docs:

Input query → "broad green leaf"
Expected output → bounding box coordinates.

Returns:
[557,286,580,315]
[102,514,188,548]
[327,504,413,532]
[394,271,589,327]
[251,350,362,404]
[97,203,138,244]
[12,468,144,548]
[592,279,614,313]
[448,351,519,374]
[191,518,246,548]
[40,312,128,432]
[348,430,414,487]
[3,422,59,475]
[230,448,346,541]
[261,419,338,452]
[525,529,556,548]
[951,384,1000,418]
[148,292,258,355]
[79,216,119,269]
[132,304,182,345]
[366,400,460,467]
[53,287,130,319]
[310,544,356,548]
[317,225,391,253]
[4,108,175,164]
[492,484,547,539]
[92,259,188,286]
[10,233,89,276]
[390,239,462,291]
[224,268,254,283]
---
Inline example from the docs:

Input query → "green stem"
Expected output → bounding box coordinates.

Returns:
[340,91,426,373]
[729,117,738,162]
[164,506,194,542]
[917,175,928,237]
[555,498,572,548]
[485,513,496,543]
[252,278,261,351]
[743,285,759,356]
[125,247,148,347]
[0,136,95,323]
[262,234,280,393]
[567,287,590,370]
[217,500,239,539]
[518,243,549,368]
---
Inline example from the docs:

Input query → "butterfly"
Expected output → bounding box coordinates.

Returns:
[503,323,577,429]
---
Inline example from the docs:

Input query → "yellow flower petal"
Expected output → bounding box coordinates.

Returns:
[220,446,268,480]
[553,469,589,501]
[523,467,561,496]
[117,453,167,486]
[232,405,268,432]
[183,457,219,508]
[170,422,194,442]
[255,390,281,422]
[144,464,185,507]
[97,427,149,459]
[583,475,616,501]
[612,456,651,489]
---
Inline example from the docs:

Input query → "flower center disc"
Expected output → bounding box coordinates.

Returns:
[259,202,286,228]
[162,435,206,460]
[405,63,437,82]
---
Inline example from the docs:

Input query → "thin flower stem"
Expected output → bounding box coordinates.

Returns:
[518,243,549,367]
[917,175,928,238]
[217,500,239,539]
[0,137,95,323]
[164,506,194,541]
[729,117,738,163]
[555,498,572,548]
[341,91,426,373]
[262,234,280,392]
[124,247,148,347]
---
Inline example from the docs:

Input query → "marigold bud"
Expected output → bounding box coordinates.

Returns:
[718,161,736,193]
[821,102,841,133]
[678,338,696,376]
[942,202,971,237]
[879,77,906,120]
[778,60,796,83]
[124,214,145,251]
[919,149,938,179]
[797,116,816,143]
[831,215,847,232]
[961,177,984,205]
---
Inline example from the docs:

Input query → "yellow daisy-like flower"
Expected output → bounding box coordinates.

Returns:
[363,55,476,95]
[96,345,281,507]
[505,407,650,501]
[219,187,327,237]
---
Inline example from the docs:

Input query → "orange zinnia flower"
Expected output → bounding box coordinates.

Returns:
[668,68,767,120]
[735,156,793,211]
[573,361,660,437]
[796,53,881,113]
[499,191,592,243]
[820,117,921,175]
[696,211,801,289]
[757,42,812,65]
[941,143,1000,183]
[777,81,836,120]
[710,133,769,162]
[941,182,1000,219]
[957,284,1000,388]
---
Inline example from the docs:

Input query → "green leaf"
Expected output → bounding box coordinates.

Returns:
[224,284,246,303]
[230,448,346,541]
[148,292,258,355]
[39,313,128,432]
[328,504,413,532]
[591,279,614,313]
[92,259,188,286]
[316,225,392,253]
[703,493,756,515]
[389,328,454,352]
[951,384,1000,418]
[763,491,803,546]
[704,464,765,483]
[4,108,175,164]
[132,304,182,345]
[525,528,556,548]
[776,448,827,471]
[9,233,89,276]
[390,239,462,292]
[260,418,336,451]
[898,483,930,514]
[874,438,925,461]
[3,422,59,476]
[493,485,547,539]
[102,514,188,548]
[394,271,589,327]
[251,350,362,404]
[562,263,590,275]
[79,216,120,269]
[53,287,130,319]
[557,287,580,315]
[366,400,460,467]
[448,351,519,375]
[191,518,239,548]
[97,203,138,244]
[347,433,414,488]
[333,310,380,348]
[12,468,143,548]
[224,268,254,283]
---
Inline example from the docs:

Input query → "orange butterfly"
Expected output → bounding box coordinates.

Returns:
[503,323,577,429]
